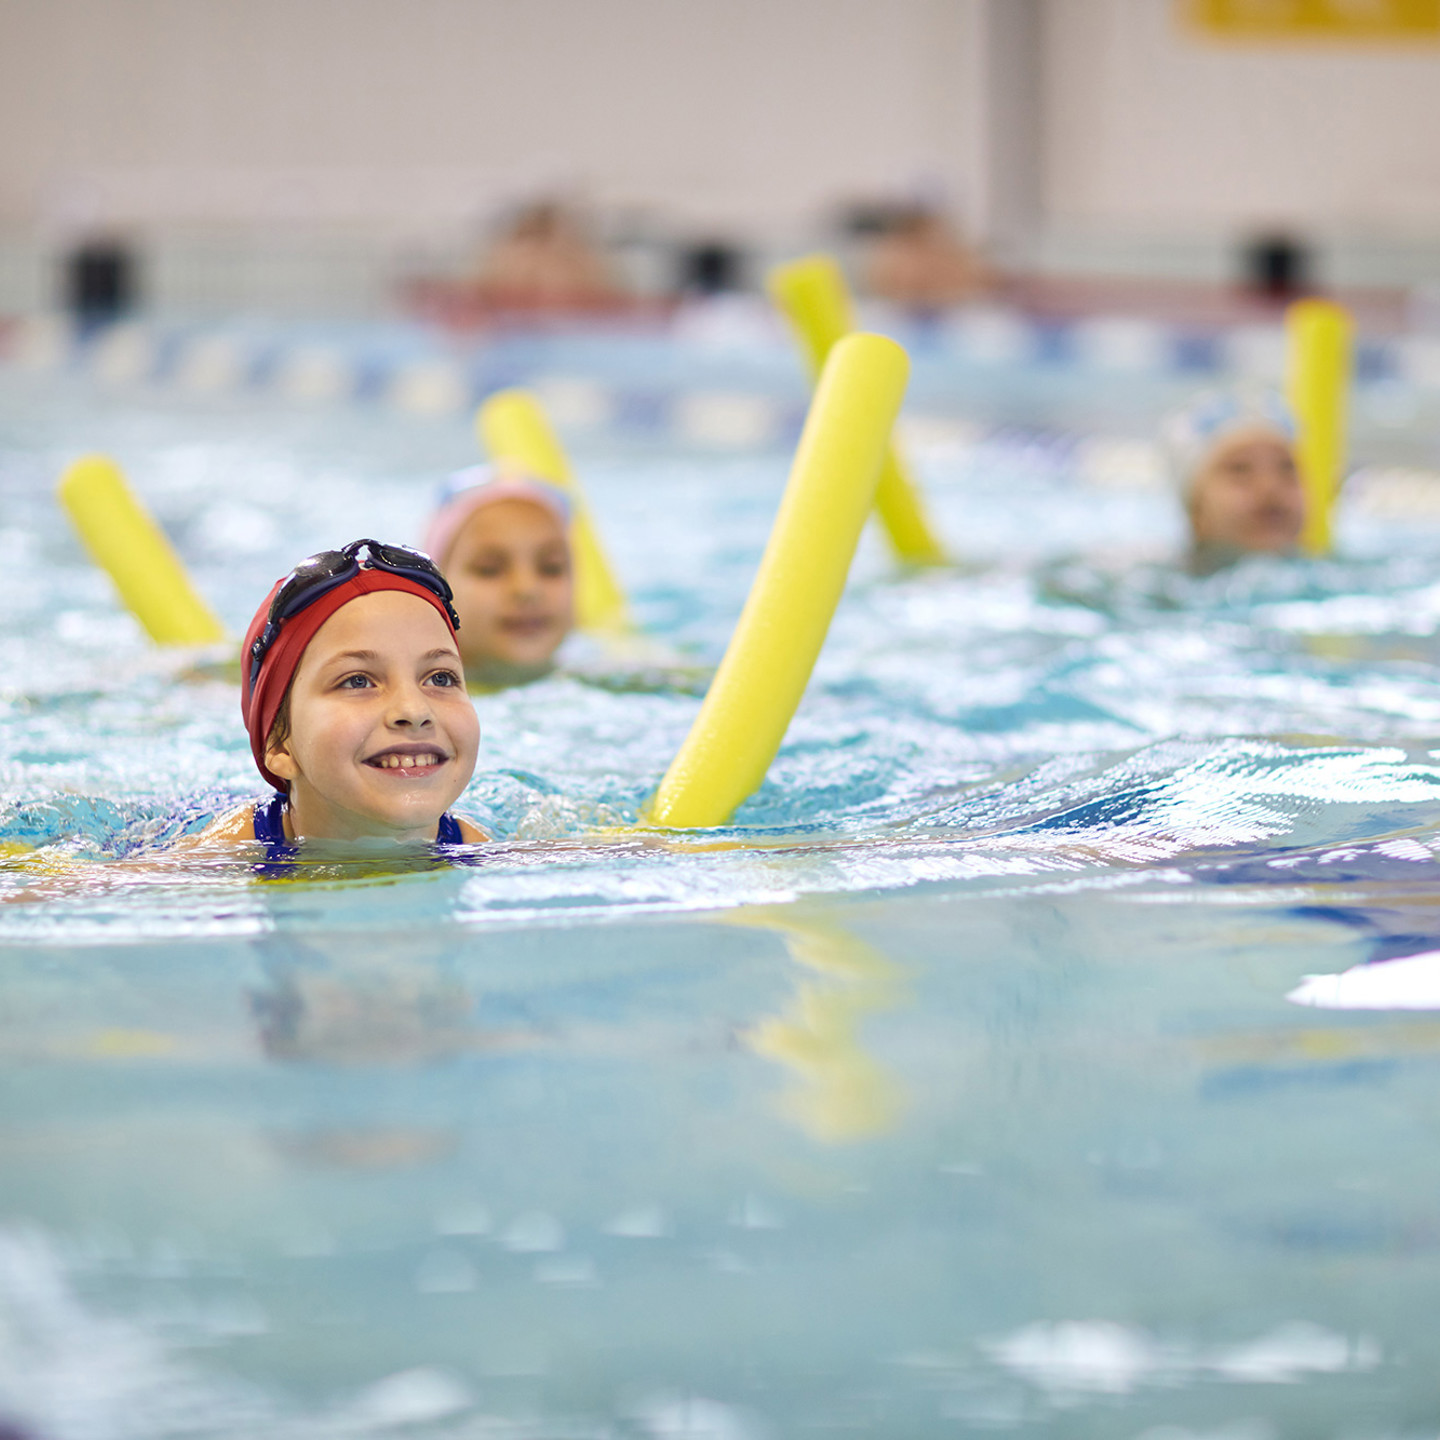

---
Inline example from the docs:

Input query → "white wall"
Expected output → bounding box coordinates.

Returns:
[6,0,1440,307]
[0,0,983,242]
[1042,0,1440,235]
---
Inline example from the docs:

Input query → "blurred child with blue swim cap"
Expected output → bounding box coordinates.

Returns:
[422,465,575,687]
[1162,387,1305,573]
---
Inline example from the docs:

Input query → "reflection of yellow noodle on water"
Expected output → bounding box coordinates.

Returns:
[84,1028,179,1059]
[1202,1018,1440,1066]
[730,908,906,1144]
[476,389,631,634]
[769,254,947,567]
[0,845,83,878]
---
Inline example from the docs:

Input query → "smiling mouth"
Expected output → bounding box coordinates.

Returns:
[365,748,449,773]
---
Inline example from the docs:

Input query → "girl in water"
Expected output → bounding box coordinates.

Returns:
[422,465,575,688]
[200,539,486,849]
[1040,387,1307,612]
[1162,388,1305,574]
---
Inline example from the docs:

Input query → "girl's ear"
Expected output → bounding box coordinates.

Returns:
[265,743,299,784]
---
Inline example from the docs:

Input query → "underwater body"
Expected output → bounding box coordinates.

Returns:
[6,329,1440,1435]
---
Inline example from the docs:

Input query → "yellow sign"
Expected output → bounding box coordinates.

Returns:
[1185,0,1440,39]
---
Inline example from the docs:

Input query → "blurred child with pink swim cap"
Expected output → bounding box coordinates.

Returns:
[422,465,576,687]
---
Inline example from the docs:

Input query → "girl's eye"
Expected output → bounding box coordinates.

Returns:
[338,673,374,689]
[427,669,462,688]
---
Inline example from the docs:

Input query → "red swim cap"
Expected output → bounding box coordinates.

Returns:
[241,569,458,792]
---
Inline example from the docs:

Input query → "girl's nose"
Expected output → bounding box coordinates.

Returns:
[388,684,435,727]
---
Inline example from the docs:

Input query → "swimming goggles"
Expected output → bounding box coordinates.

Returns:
[248,538,461,693]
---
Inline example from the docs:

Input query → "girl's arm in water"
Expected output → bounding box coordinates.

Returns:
[187,804,255,846]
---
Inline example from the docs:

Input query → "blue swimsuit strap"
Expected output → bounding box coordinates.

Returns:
[252,792,293,849]
[253,794,464,849]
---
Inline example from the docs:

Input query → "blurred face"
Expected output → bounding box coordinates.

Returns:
[446,499,574,677]
[1188,428,1305,555]
[266,591,480,843]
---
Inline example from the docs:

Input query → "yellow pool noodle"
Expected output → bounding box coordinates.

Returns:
[646,333,910,829]
[476,389,630,633]
[768,254,947,566]
[1284,298,1353,557]
[57,455,225,646]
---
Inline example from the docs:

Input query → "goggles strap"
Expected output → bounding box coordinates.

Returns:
[248,540,459,694]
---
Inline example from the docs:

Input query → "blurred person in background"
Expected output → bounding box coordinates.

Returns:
[1163,388,1306,575]
[423,465,575,688]
[473,199,625,312]
[862,203,994,311]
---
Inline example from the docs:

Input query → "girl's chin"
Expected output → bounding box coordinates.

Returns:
[287,781,462,843]
[290,808,451,844]
[309,831,436,849]
[351,785,458,827]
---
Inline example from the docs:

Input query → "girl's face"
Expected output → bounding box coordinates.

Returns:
[265,591,480,842]
[446,500,574,677]
[1188,429,1306,554]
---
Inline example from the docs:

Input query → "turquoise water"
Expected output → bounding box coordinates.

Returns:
[6,349,1440,1435]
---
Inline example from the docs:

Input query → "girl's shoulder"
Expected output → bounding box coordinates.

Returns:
[454,815,488,843]
[184,802,258,848]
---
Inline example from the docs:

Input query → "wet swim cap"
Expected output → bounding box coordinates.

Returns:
[422,464,572,568]
[242,566,459,792]
[1161,387,1296,496]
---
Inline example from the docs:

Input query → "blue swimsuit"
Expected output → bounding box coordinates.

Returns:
[252,792,463,860]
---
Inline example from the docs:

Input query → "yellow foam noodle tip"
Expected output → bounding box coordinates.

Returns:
[1284,298,1353,557]
[476,389,630,633]
[768,254,947,566]
[56,455,225,646]
[646,333,910,829]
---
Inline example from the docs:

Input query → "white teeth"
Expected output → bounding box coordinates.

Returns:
[374,752,441,770]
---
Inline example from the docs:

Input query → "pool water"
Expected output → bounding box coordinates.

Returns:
[5,345,1440,1436]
